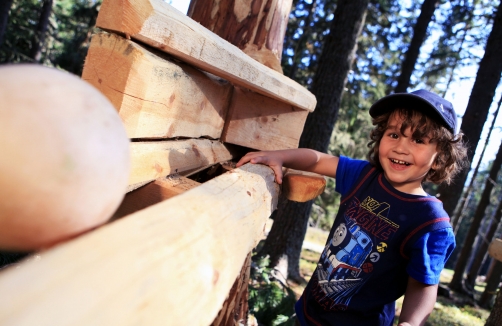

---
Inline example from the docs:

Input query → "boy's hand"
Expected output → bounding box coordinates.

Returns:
[236,151,285,184]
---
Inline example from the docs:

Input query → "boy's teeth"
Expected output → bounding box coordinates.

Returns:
[391,159,410,166]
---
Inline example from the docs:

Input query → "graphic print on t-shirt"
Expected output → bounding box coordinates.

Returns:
[313,195,400,310]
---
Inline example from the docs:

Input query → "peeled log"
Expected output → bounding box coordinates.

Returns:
[188,0,293,72]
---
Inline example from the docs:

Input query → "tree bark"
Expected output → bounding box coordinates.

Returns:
[394,0,439,93]
[451,95,502,232]
[0,0,13,47]
[29,0,53,62]
[188,0,292,72]
[465,197,502,289]
[260,0,370,282]
[437,1,502,215]
[479,260,502,308]
[259,199,312,282]
[449,139,502,292]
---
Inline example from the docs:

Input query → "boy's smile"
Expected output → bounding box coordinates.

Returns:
[379,114,438,195]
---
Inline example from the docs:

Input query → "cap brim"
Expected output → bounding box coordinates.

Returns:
[369,93,453,133]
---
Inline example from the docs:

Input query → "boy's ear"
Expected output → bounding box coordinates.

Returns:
[431,158,441,171]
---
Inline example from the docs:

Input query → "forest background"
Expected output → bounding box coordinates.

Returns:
[1,0,502,324]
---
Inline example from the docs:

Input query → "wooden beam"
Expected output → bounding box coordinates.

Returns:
[95,0,316,112]
[128,139,233,186]
[0,163,279,326]
[489,238,502,262]
[222,87,309,150]
[82,33,232,139]
[113,175,200,219]
[282,169,326,202]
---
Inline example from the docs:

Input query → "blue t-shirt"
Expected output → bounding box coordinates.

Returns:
[295,156,455,325]
[335,156,455,285]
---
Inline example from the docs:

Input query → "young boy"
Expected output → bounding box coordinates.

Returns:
[236,90,468,326]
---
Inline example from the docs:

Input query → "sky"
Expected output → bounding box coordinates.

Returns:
[167,0,502,172]
[167,0,190,14]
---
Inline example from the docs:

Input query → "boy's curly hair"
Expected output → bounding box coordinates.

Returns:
[367,108,468,185]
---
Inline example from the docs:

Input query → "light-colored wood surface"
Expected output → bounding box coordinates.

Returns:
[128,139,233,186]
[282,169,326,202]
[82,33,232,139]
[489,238,502,262]
[222,87,309,150]
[96,0,316,112]
[113,175,200,219]
[0,163,279,326]
[188,0,293,73]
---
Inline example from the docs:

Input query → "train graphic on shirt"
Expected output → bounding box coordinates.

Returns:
[316,219,373,306]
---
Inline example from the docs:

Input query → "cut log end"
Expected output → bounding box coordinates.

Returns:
[282,169,326,202]
[489,238,502,262]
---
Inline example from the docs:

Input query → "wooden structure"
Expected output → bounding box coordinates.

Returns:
[0,0,320,325]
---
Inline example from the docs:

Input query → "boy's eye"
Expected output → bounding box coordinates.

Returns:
[414,138,425,144]
[388,133,398,139]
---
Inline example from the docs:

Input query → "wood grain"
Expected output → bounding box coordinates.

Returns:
[96,0,316,112]
[222,87,309,150]
[282,169,326,202]
[82,33,232,139]
[128,139,233,186]
[0,164,279,326]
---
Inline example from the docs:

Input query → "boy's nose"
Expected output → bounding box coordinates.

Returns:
[393,138,410,154]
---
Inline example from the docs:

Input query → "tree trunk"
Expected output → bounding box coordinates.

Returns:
[451,95,502,232]
[437,1,502,215]
[0,0,13,47]
[465,197,502,289]
[486,277,502,326]
[479,260,502,308]
[29,0,53,62]
[259,199,312,282]
[394,0,439,93]
[260,0,370,282]
[449,139,502,292]
[188,0,292,72]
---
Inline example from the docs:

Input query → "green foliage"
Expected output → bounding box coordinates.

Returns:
[0,0,41,63]
[1,0,100,75]
[248,255,297,326]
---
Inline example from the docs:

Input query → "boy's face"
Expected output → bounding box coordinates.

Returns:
[378,113,438,195]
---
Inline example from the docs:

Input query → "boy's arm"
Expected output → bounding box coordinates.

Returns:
[398,276,438,326]
[236,149,339,184]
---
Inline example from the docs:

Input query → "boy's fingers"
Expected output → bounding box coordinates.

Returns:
[272,166,283,184]
[236,153,256,167]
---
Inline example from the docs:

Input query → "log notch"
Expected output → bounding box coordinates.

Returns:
[0,164,279,326]
[128,139,233,188]
[222,87,308,150]
[188,0,292,73]
[82,33,232,139]
[188,0,308,151]
[113,175,201,219]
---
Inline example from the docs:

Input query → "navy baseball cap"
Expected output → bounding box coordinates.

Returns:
[369,89,458,134]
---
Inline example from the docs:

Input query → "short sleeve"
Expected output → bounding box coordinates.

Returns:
[406,228,455,285]
[335,156,370,196]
